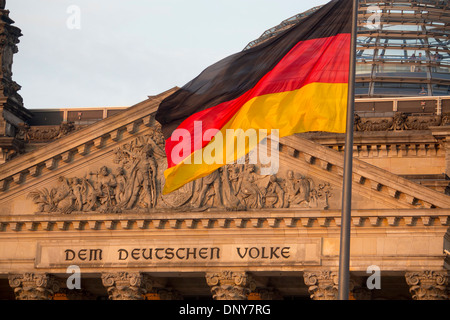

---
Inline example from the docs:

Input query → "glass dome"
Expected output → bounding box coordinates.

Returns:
[245,0,450,98]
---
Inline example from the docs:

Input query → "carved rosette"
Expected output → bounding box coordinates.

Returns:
[205,271,256,300]
[101,272,153,300]
[8,273,60,300]
[405,271,449,300]
[303,271,338,300]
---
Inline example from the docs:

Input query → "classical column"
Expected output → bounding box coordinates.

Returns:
[303,271,338,300]
[405,271,449,300]
[8,273,60,300]
[101,272,153,300]
[205,271,256,300]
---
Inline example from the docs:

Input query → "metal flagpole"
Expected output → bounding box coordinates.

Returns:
[337,0,358,300]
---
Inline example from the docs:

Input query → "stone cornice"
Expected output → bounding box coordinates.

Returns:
[282,135,450,209]
[0,209,448,233]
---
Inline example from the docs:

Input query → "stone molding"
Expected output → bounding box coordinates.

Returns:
[101,272,153,300]
[281,136,450,209]
[205,271,256,300]
[303,271,338,300]
[405,270,449,300]
[8,273,60,300]
[16,122,78,142]
[0,209,448,233]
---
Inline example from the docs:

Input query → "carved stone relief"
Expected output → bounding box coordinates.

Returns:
[16,122,77,142]
[405,271,449,300]
[354,112,446,132]
[28,127,333,214]
[205,271,256,300]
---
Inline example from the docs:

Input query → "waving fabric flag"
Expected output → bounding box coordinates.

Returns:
[156,0,353,194]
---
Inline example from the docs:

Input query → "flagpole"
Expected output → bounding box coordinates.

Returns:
[337,0,358,300]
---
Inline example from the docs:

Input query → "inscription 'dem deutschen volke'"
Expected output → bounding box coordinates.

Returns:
[64,246,291,262]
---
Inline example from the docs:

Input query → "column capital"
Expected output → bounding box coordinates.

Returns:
[101,272,153,300]
[405,270,449,300]
[8,273,60,300]
[303,271,338,300]
[205,271,256,300]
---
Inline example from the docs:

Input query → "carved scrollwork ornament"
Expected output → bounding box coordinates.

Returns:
[8,273,60,300]
[405,271,449,300]
[303,271,339,300]
[205,271,256,300]
[101,272,153,300]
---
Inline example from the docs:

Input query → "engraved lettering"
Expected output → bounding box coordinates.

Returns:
[270,247,280,259]
[165,248,174,259]
[249,247,259,259]
[65,249,75,261]
[118,249,128,260]
[176,248,185,259]
[199,247,208,259]
[281,247,290,258]
[89,249,102,261]
[211,247,220,260]
[155,248,164,260]
[78,249,87,261]
[237,247,248,259]
[186,247,197,260]
[131,248,140,260]
[142,248,152,260]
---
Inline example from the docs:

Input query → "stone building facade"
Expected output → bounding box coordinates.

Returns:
[0,1,450,300]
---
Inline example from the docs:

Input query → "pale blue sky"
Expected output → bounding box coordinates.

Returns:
[7,0,329,109]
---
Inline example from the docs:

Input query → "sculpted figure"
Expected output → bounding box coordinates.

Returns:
[390,112,409,131]
[120,144,158,209]
[192,169,223,208]
[90,166,117,210]
[235,164,262,209]
[264,175,285,208]
[53,176,76,214]
[285,170,311,208]
[114,167,127,205]
[69,177,84,211]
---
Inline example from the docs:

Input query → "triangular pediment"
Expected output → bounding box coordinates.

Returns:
[0,87,449,216]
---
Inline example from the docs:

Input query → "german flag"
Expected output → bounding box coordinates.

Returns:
[156,0,353,194]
